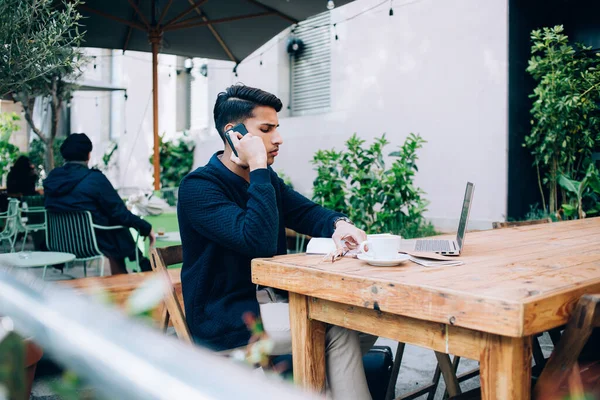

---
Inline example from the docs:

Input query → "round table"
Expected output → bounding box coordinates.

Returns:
[0,251,76,279]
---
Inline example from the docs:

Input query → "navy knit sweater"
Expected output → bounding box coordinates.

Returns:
[177,152,344,351]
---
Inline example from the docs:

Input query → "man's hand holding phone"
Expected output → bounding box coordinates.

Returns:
[228,131,267,170]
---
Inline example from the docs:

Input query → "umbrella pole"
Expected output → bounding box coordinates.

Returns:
[150,32,161,191]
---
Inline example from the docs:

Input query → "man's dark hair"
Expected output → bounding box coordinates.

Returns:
[60,133,93,161]
[213,84,282,142]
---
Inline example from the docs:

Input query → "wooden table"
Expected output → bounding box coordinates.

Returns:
[252,218,600,399]
[60,268,182,323]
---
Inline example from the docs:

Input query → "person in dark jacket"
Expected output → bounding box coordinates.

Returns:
[43,133,155,274]
[7,156,38,197]
[178,85,376,400]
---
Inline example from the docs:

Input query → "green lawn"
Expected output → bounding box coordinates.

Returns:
[145,213,180,234]
[126,212,182,271]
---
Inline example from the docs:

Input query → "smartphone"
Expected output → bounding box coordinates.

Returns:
[225,123,249,158]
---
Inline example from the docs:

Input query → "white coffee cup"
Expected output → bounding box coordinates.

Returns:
[359,234,402,259]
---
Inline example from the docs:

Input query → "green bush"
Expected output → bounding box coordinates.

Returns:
[312,133,436,239]
[558,164,600,219]
[525,25,600,215]
[149,133,196,188]
[0,113,21,183]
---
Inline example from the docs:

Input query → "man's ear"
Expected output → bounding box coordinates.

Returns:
[223,123,235,133]
[222,124,234,148]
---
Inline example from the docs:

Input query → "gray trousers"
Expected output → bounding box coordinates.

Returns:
[258,290,377,400]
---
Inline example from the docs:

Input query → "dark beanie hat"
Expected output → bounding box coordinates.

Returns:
[60,133,93,161]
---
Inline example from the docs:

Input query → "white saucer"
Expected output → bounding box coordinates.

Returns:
[357,253,410,267]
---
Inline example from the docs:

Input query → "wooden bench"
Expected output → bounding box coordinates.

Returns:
[59,269,182,323]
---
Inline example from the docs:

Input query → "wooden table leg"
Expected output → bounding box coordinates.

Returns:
[289,293,326,393]
[480,334,532,400]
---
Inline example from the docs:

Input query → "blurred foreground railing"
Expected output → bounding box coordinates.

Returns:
[0,268,314,400]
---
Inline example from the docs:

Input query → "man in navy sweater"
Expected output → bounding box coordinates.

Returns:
[44,133,155,274]
[178,85,375,399]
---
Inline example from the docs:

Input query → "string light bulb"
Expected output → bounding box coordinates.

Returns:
[389,0,394,15]
[327,0,335,10]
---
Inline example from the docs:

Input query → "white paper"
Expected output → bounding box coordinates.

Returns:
[409,256,463,268]
[306,237,337,255]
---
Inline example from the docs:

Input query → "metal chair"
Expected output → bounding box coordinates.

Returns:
[0,199,19,252]
[45,210,140,277]
[17,204,47,252]
[21,195,45,208]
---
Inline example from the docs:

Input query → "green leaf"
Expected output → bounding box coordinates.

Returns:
[562,204,577,217]
[586,168,600,195]
[558,174,580,194]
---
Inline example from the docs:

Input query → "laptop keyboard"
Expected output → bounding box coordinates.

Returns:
[415,239,451,252]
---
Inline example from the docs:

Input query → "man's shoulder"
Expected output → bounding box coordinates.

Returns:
[83,168,110,184]
[180,164,220,190]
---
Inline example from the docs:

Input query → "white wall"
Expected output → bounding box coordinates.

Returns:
[193,0,509,231]
[71,49,180,189]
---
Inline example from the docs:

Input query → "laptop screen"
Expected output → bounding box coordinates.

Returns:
[456,182,475,250]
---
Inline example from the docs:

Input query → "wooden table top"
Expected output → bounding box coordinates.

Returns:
[59,269,182,323]
[252,217,600,338]
[61,268,181,292]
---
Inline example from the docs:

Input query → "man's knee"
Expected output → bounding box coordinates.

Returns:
[327,327,377,356]
[358,332,378,356]
[326,326,361,351]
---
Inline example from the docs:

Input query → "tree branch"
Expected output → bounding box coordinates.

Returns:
[580,81,600,98]
[15,94,46,143]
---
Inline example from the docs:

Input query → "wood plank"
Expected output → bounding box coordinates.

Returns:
[289,293,326,393]
[402,230,600,290]
[60,269,182,324]
[253,259,524,337]
[151,247,192,342]
[534,294,600,399]
[308,298,485,360]
[492,218,551,229]
[479,335,532,400]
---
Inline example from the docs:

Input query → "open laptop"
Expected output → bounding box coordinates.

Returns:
[407,182,475,256]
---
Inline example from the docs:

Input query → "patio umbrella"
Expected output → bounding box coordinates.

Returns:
[77,0,355,190]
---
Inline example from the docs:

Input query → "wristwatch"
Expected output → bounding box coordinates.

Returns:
[333,216,354,230]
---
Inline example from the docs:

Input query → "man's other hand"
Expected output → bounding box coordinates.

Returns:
[148,229,156,248]
[332,221,366,250]
[229,131,267,170]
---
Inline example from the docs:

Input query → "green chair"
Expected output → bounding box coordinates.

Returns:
[21,195,45,208]
[0,199,19,252]
[17,204,47,252]
[45,210,141,276]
